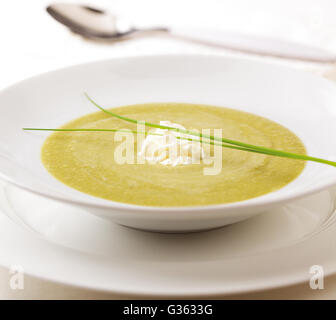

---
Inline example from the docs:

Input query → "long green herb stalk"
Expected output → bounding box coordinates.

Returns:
[22,93,336,167]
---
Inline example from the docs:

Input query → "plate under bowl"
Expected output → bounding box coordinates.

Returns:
[0,55,336,232]
[1,181,336,297]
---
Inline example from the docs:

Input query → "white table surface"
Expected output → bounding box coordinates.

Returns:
[2,0,336,299]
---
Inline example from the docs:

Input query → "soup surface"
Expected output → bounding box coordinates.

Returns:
[42,103,306,206]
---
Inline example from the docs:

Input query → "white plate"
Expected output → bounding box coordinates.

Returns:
[1,180,336,297]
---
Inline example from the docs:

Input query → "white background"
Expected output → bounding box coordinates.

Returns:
[2,0,336,89]
[2,0,336,299]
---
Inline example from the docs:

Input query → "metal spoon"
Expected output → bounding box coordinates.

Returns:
[47,3,168,40]
[47,3,336,63]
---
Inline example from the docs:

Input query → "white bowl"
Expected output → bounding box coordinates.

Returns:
[1,55,336,233]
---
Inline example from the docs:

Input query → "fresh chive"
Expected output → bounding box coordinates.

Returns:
[22,127,266,154]
[22,128,137,133]
[22,95,336,168]
[84,93,336,167]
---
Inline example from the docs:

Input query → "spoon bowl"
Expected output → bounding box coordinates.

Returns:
[46,3,168,40]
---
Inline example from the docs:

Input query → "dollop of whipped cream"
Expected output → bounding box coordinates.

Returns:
[139,121,207,166]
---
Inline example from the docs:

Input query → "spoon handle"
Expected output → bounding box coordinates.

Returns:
[170,28,336,63]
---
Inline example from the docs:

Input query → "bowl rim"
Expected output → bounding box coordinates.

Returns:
[1,53,336,213]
